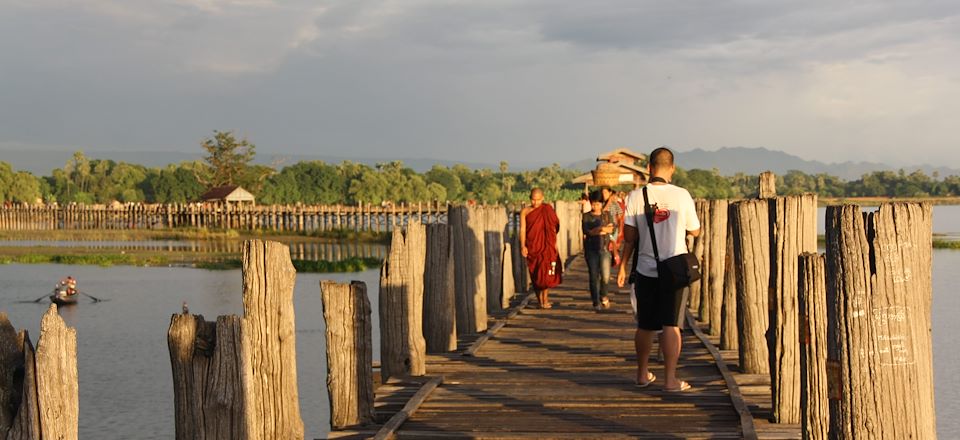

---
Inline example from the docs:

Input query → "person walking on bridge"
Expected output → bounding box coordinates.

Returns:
[617,147,700,391]
[521,188,563,309]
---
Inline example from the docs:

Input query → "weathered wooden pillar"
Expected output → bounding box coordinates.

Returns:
[449,206,488,334]
[798,253,828,440]
[423,223,457,353]
[168,314,244,439]
[690,200,708,318]
[824,203,936,439]
[501,242,517,309]
[1,313,33,440]
[553,201,569,262]
[483,206,508,313]
[730,199,770,374]
[706,199,728,336]
[167,240,303,439]
[768,194,818,424]
[379,221,427,380]
[320,281,375,429]
[241,240,303,438]
[33,305,79,440]
[759,171,776,198]
[511,233,528,294]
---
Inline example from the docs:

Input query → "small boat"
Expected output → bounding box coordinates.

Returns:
[50,288,80,306]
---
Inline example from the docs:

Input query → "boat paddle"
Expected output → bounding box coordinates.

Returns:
[79,291,103,303]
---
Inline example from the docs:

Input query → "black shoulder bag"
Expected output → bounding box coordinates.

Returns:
[642,186,701,292]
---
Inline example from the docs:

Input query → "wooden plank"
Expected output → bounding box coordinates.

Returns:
[464,293,534,357]
[373,376,443,440]
[685,310,756,440]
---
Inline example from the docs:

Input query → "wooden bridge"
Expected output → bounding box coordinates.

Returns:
[331,256,800,439]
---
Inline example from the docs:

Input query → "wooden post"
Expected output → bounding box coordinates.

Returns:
[168,314,244,439]
[449,206,488,334]
[510,231,530,293]
[379,222,427,381]
[239,240,303,439]
[483,206,508,313]
[320,281,375,429]
[0,313,43,440]
[798,253,828,440]
[759,171,776,198]
[553,201,569,262]
[824,203,936,439]
[706,199,728,336]
[768,194,818,424]
[720,204,739,351]
[167,240,303,439]
[423,223,457,353]
[501,242,516,309]
[730,199,770,374]
[690,200,708,318]
[35,305,79,440]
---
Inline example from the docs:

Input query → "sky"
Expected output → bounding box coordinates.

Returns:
[1,0,959,168]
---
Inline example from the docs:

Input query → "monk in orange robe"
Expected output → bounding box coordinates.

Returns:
[520,188,562,308]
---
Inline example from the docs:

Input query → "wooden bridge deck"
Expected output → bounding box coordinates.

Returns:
[330,256,800,439]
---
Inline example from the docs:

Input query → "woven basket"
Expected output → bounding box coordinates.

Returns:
[591,162,622,187]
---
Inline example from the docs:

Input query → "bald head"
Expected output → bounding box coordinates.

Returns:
[648,147,674,171]
[530,188,544,207]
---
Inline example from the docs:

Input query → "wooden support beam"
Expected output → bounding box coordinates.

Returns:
[321,281,375,430]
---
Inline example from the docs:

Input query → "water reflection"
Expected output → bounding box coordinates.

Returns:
[0,239,388,262]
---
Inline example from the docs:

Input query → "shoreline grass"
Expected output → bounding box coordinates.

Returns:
[0,252,382,272]
[0,227,390,244]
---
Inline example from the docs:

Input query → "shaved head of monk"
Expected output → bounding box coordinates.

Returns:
[530,188,544,207]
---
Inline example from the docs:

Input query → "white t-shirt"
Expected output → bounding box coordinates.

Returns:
[623,183,700,277]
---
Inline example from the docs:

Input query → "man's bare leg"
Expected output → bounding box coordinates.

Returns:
[660,326,683,388]
[634,328,656,383]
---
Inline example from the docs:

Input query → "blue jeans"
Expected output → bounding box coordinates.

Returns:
[584,248,611,306]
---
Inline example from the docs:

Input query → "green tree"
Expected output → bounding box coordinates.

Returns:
[200,130,256,187]
[144,163,205,203]
[425,165,465,200]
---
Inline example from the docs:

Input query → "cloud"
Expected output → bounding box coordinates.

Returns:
[1,0,960,166]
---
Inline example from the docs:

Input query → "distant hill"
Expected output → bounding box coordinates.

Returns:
[566,147,960,181]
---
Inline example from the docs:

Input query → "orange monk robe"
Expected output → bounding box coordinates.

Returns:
[525,203,562,290]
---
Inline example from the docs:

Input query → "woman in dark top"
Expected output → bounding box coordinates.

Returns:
[582,190,615,311]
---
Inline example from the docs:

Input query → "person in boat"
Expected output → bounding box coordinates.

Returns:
[58,276,78,296]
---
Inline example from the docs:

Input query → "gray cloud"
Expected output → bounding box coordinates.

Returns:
[1,0,959,167]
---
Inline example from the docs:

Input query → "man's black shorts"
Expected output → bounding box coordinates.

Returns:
[633,272,687,331]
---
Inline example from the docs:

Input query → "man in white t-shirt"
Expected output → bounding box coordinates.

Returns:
[617,147,700,392]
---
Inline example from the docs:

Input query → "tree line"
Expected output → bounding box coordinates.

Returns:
[2,131,960,205]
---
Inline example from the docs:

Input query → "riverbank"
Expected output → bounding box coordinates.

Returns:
[819,196,960,206]
[0,243,383,272]
[0,227,390,243]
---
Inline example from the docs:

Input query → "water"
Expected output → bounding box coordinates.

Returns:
[0,264,381,439]
[932,250,959,438]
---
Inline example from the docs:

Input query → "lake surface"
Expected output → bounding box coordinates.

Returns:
[0,264,381,439]
[0,203,957,438]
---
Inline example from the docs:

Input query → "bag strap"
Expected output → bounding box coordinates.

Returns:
[642,186,661,262]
